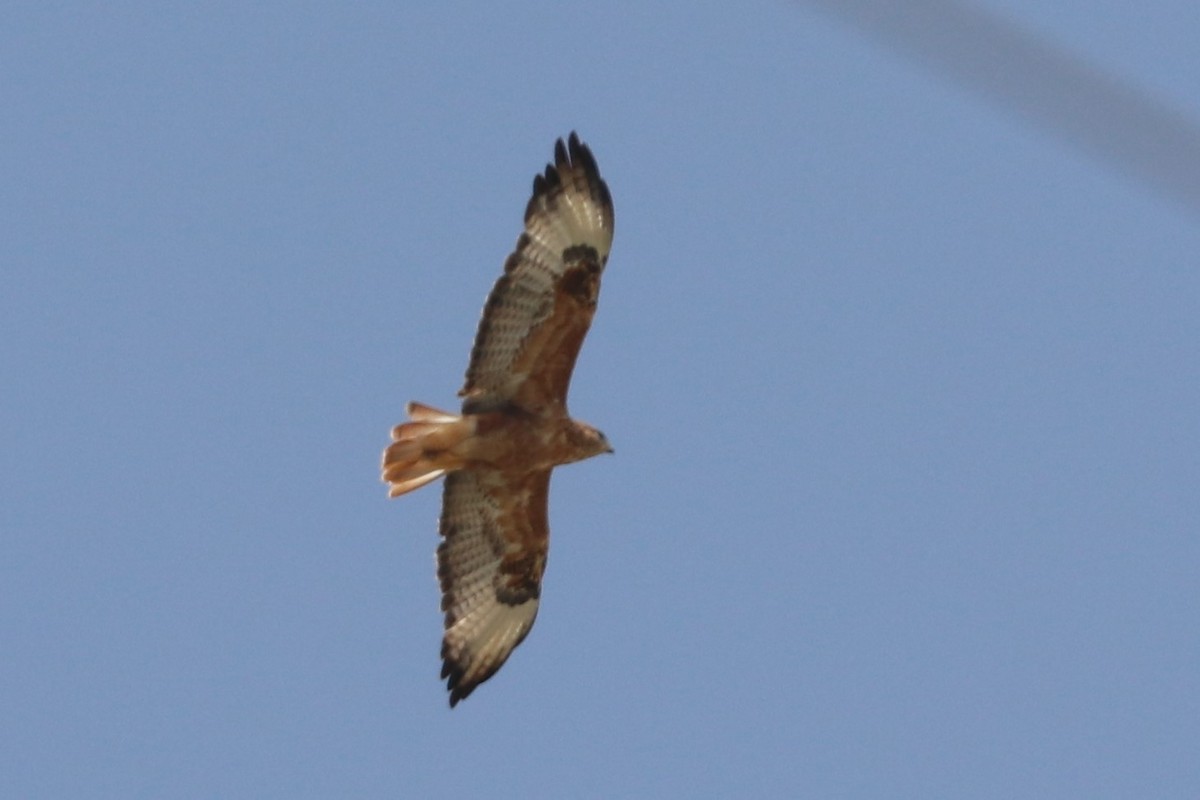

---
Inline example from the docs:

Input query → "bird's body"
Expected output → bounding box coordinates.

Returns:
[382,133,614,706]
[384,403,609,494]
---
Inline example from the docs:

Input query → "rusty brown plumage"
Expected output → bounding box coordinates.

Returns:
[381,133,614,707]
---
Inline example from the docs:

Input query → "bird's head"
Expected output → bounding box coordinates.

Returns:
[566,420,614,462]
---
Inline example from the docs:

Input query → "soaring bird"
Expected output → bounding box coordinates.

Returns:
[382,133,615,706]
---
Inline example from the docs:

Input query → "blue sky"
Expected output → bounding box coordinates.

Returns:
[4,2,1198,797]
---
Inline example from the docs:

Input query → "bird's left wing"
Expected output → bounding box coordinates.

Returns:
[436,467,552,706]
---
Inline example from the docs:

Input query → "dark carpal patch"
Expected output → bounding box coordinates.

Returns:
[495,552,543,604]
[558,252,602,304]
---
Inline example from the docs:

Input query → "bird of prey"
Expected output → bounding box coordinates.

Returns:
[382,133,615,707]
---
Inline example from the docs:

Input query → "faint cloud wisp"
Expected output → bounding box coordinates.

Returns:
[800,0,1200,216]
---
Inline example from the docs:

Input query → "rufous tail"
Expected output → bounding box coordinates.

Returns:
[382,402,472,497]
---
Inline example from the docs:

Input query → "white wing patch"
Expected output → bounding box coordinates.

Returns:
[460,133,614,412]
[437,469,548,706]
[442,602,539,704]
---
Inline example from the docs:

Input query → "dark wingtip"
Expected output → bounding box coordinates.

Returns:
[524,132,613,231]
[441,637,482,708]
[529,146,563,204]
[565,131,588,169]
[549,131,597,178]
[444,665,478,708]
[442,653,469,707]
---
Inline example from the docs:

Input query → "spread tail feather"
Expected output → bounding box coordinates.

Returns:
[382,403,472,498]
[407,401,460,423]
